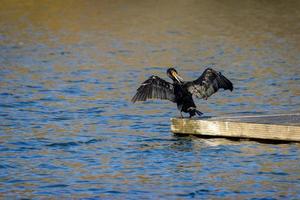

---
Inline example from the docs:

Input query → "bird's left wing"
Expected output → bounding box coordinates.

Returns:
[131,75,175,103]
[186,68,233,99]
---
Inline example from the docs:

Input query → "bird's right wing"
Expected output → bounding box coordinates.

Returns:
[186,68,233,99]
[131,75,175,103]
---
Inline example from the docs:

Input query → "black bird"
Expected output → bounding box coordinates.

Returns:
[131,67,233,118]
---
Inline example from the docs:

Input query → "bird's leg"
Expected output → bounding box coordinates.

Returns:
[180,111,183,118]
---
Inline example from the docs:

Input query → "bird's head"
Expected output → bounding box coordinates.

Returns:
[167,68,184,83]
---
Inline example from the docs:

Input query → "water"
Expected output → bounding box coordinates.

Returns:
[1,0,300,199]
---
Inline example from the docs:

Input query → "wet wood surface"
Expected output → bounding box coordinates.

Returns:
[171,113,300,142]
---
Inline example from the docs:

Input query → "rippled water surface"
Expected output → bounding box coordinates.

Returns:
[1,0,300,199]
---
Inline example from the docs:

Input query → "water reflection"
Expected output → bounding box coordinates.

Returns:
[1,0,300,199]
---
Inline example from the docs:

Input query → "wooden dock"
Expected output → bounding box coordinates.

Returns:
[171,113,300,142]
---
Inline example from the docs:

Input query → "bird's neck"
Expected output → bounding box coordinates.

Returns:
[173,80,184,84]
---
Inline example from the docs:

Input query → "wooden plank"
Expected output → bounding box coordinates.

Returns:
[171,113,300,142]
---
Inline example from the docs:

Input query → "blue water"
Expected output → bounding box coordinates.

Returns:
[1,1,300,199]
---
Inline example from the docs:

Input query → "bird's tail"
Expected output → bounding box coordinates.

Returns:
[195,109,203,116]
[188,107,203,117]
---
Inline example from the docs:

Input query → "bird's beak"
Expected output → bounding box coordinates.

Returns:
[172,71,184,82]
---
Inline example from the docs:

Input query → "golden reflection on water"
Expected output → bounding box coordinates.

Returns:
[1,0,300,67]
[2,0,298,42]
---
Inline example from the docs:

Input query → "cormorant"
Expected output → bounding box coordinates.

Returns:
[131,67,233,118]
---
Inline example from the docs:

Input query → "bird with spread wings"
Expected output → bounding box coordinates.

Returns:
[132,67,233,118]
